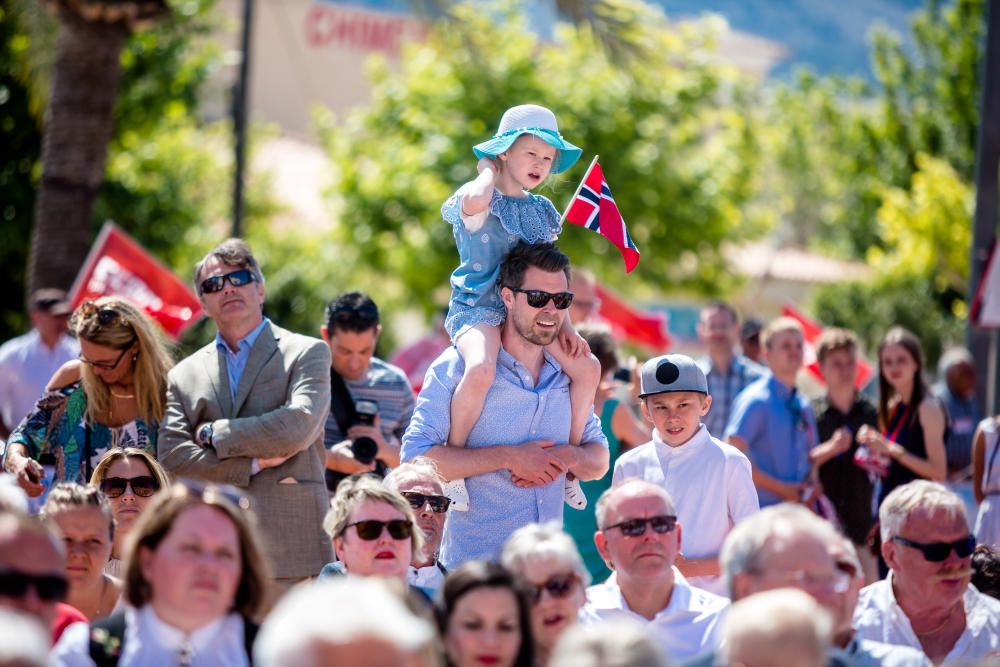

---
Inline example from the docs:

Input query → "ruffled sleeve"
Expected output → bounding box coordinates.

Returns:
[490,192,562,244]
[441,192,464,228]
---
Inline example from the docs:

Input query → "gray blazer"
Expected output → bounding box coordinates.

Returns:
[158,320,333,579]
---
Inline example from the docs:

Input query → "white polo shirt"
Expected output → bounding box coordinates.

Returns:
[583,569,728,662]
[613,424,759,595]
[0,330,78,430]
[853,573,1000,665]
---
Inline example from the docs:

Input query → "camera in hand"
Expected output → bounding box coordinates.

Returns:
[351,399,379,465]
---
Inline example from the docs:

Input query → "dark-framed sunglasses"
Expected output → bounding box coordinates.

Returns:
[400,491,451,514]
[893,535,976,562]
[79,342,135,371]
[527,572,580,605]
[200,269,258,294]
[100,475,159,499]
[344,519,413,541]
[79,301,130,329]
[0,570,68,602]
[506,287,574,310]
[604,515,678,538]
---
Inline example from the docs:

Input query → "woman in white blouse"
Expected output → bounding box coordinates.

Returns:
[51,480,272,666]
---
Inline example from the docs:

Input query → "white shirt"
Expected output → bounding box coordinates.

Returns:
[582,568,729,662]
[613,424,759,595]
[0,330,77,430]
[853,573,1000,666]
[408,562,446,593]
[51,606,249,667]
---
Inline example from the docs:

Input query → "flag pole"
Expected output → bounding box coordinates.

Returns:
[560,155,599,226]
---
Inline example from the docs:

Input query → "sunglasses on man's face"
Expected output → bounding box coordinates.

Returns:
[345,519,413,541]
[0,570,68,602]
[893,535,976,562]
[400,492,451,514]
[506,287,574,310]
[604,515,678,538]
[79,342,135,371]
[100,475,159,499]
[527,573,580,605]
[200,269,258,295]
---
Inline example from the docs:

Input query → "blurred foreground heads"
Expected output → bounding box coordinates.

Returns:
[722,588,830,667]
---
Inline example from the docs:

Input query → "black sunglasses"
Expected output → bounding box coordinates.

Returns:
[506,287,574,310]
[79,342,135,371]
[400,491,451,514]
[100,475,159,499]
[893,535,976,562]
[344,519,413,541]
[0,570,68,602]
[604,515,678,538]
[527,573,580,605]
[200,269,258,294]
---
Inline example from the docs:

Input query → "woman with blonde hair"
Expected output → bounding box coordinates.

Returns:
[51,480,272,666]
[4,297,173,492]
[89,447,170,577]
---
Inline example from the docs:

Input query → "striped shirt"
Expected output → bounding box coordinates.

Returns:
[324,357,415,452]
[697,354,766,439]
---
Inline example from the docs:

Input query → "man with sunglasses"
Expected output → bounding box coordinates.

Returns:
[159,239,333,589]
[384,460,451,593]
[585,480,729,662]
[853,480,1000,665]
[402,242,609,569]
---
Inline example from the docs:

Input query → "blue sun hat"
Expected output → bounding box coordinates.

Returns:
[472,104,582,174]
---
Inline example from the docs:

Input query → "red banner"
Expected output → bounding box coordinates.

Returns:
[781,304,873,389]
[594,283,671,352]
[69,223,202,339]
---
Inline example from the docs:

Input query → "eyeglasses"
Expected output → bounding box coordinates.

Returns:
[751,568,851,594]
[400,492,451,514]
[603,515,677,538]
[100,475,159,498]
[0,570,68,602]
[79,342,135,371]
[526,573,580,605]
[178,477,251,511]
[200,269,258,294]
[506,287,574,310]
[893,535,977,562]
[344,519,414,541]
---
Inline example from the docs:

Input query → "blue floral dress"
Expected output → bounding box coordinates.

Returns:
[442,189,561,341]
[4,382,158,485]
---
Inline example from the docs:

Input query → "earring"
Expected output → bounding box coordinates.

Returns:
[132,355,137,362]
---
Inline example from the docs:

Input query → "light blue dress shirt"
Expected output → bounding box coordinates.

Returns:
[402,346,608,569]
[215,318,269,401]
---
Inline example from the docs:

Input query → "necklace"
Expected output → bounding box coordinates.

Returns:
[913,601,960,636]
[110,390,135,399]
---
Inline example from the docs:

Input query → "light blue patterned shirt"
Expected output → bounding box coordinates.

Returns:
[214,317,269,401]
[402,346,608,569]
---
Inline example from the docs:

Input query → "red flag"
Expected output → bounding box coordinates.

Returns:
[593,283,671,352]
[781,304,873,390]
[563,157,640,273]
[69,223,203,339]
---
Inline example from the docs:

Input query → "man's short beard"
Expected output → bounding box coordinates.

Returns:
[513,311,559,347]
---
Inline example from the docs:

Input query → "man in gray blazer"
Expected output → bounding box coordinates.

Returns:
[158,238,332,586]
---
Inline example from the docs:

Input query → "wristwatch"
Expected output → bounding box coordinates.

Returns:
[198,422,215,448]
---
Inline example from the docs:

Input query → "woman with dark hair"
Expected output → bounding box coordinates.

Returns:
[857,326,947,505]
[50,480,272,666]
[4,297,173,493]
[89,447,170,577]
[437,561,534,667]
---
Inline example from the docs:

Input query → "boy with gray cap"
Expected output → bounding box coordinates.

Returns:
[612,354,759,596]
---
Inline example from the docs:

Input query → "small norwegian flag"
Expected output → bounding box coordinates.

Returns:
[562,157,640,273]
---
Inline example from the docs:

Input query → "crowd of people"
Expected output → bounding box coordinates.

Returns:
[0,104,998,666]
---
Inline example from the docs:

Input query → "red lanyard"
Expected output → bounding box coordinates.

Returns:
[883,402,912,443]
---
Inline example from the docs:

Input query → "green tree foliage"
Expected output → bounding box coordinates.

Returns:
[318,0,767,320]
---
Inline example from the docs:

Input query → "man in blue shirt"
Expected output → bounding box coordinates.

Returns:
[402,242,609,568]
[725,317,818,507]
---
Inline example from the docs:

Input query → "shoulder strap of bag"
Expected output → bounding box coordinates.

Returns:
[243,617,259,662]
[329,368,357,434]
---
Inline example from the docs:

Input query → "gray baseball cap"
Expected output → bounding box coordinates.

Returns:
[638,354,708,398]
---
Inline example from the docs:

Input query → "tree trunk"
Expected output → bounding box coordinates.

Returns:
[27,12,128,294]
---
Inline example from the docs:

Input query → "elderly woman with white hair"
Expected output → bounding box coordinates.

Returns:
[853,480,1000,665]
[548,620,669,667]
[501,522,590,667]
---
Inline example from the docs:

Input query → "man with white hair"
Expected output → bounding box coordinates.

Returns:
[853,480,1000,665]
[584,480,729,662]
[384,459,450,593]
[254,577,435,667]
[723,588,832,667]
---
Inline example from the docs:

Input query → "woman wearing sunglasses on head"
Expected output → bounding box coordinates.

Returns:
[501,523,589,667]
[3,297,173,496]
[39,483,122,621]
[320,474,425,587]
[51,480,271,666]
[89,448,170,578]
